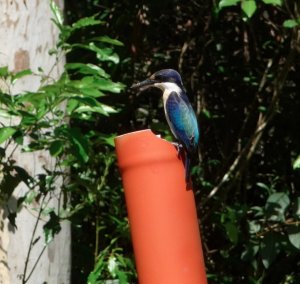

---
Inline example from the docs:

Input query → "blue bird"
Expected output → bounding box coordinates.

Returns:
[131,69,200,183]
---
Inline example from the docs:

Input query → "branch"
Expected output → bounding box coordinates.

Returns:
[205,27,300,202]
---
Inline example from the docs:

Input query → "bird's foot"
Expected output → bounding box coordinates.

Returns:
[172,142,184,157]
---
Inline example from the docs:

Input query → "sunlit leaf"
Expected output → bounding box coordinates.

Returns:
[0,109,11,118]
[66,99,79,114]
[65,63,110,78]
[102,104,118,114]
[87,252,106,283]
[219,0,240,8]
[0,66,9,77]
[95,47,120,64]
[73,43,120,64]
[262,0,281,5]
[94,35,124,46]
[108,255,118,277]
[71,16,103,31]
[241,0,257,18]
[293,155,300,170]
[283,19,300,28]
[95,78,125,93]
[50,0,64,28]
[11,69,32,84]
[23,190,39,204]
[74,104,117,116]
[101,134,117,147]
[0,127,16,144]
[81,88,105,98]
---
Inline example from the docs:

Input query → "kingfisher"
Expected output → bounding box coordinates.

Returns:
[131,69,199,183]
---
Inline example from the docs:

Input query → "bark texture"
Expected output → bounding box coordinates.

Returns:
[0,1,70,283]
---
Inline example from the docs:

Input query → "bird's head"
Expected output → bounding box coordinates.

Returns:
[131,69,184,92]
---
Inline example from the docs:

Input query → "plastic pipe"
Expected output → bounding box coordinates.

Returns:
[115,129,207,284]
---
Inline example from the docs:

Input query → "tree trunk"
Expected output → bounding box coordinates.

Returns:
[0,1,70,284]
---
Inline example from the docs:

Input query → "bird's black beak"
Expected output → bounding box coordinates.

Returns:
[131,78,157,91]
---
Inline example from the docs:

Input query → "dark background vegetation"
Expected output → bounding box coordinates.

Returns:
[64,0,300,283]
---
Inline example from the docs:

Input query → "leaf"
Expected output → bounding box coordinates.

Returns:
[81,88,105,98]
[74,104,117,116]
[241,243,259,261]
[0,66,9,77]
[71,16,103,31]
[219,0,240,8]
[23,190,39,204]
[0,92,14,107]
[287,225,300,249]
[65,63,110,78]
[66,99,79,114]
[260,232,279,268]
[241,0,257,18]
[294,197,300,217]
[293,155,300,170]
[265,192,290,221]
[49,140,64,157]
[224,222,239,244]
[11,69,32,84]
[94,35,124,46]
[20,111,38,126]
[69,128,89,163]
[95,78,125,93]
[96,49,120,64]
[50,0,64,28]
[108,255,118,277]
[102,104,118,114]
[256,182,270,192]
[87,252,106,283]
[262,0,281,5]
[43,211,61,244]
[101,135,116,147]
[248,220,261,234]
[0,127,16,144]
[73,43,120,64]
[88,43,119,63]
[67,96,100,107]
[283,19,300,29]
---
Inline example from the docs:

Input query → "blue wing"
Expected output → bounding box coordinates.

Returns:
[165,91,199,153]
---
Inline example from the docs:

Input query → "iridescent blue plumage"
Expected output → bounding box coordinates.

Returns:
[131,69,200,183]
[165,91,199,153]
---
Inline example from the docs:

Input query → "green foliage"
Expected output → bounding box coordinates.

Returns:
[241,0,257,18]
[0,127,16,144]
[283,18,300,28]
[218,0,282,18]
[87,247,135,284]
[0,1,132,283]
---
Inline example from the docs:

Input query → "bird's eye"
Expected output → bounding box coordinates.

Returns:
[155,75,164,81]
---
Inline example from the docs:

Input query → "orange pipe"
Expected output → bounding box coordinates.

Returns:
[115,129,207,284]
